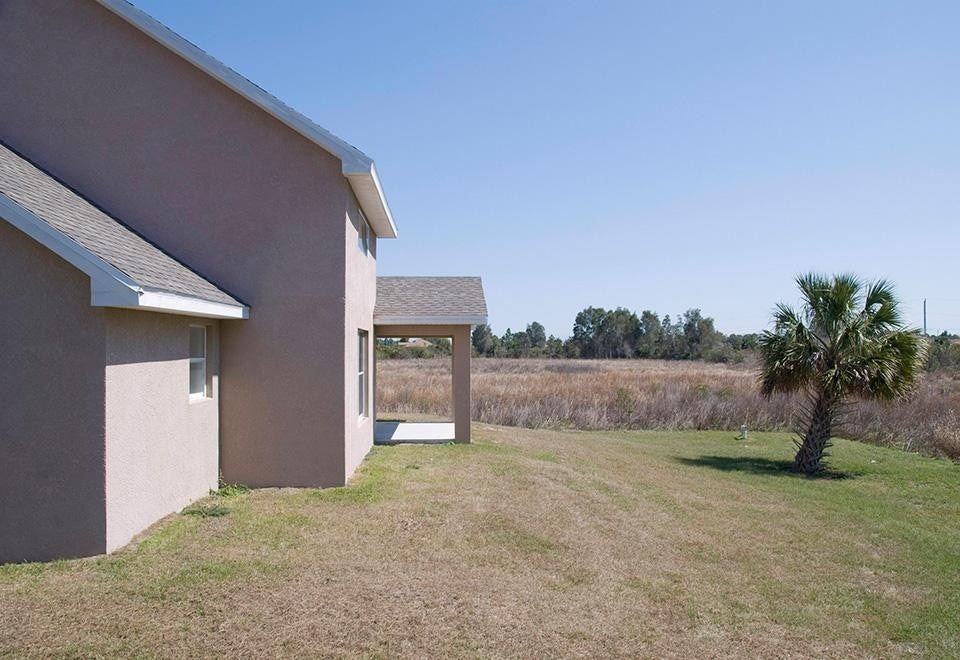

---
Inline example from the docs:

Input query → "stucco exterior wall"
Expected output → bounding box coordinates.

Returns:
[0,222,108,563]
[0,0,357,487]
[104,312,220,552]
[344,199,378,478]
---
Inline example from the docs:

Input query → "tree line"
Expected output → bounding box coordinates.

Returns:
[471,307,760,363]
[380,305,959,369]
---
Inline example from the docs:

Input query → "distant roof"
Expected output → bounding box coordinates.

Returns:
[375,277,488,326]
[0,142,247,319]
[95,0,397,239]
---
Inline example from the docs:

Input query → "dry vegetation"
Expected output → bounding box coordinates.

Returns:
[3,427,958,657]
[377,358,960,459]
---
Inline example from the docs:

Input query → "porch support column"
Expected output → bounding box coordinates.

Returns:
[452,325,472,443]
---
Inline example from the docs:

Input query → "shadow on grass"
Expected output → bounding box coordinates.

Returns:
[674,455,857,480]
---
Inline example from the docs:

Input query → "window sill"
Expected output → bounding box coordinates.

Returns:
[189,394,211,404]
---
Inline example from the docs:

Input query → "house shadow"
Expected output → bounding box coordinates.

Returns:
[673,455,857,480]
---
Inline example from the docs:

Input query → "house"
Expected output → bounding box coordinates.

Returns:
[0,0,486,564]
[398,339,435,349]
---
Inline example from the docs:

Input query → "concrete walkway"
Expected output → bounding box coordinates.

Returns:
[374,422,455,445]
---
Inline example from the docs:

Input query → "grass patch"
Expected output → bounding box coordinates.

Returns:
[529,450,560,463]
[307,451,397,504]
[480,514,559,556]
[183,504,232,518]
[139,558,286,602]
[1,427,957,657]
[216,482,250,498]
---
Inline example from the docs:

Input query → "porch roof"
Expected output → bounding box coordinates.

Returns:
[374,276,487,326]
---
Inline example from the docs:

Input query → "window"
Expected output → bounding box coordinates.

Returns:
[357,211,370,255]
[189,325,207,399]
[358,330,369,418]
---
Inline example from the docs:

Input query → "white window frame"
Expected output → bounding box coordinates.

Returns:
[358,329,369,419]
[189,325,208,401]
[357,210,370,255]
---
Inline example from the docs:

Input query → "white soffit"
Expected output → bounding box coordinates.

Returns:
[95,0,398,239]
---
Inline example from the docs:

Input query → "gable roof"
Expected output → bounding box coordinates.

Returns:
[0,142,248,319]
[375,277,488,326]
[95,0,397,239]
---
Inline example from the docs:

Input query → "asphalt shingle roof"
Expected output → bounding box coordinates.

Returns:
[375,276,487,322]
[0,142,241,306]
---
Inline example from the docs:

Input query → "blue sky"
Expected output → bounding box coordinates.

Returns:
[135,0,960,337]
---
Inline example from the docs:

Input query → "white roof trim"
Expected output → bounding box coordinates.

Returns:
[95,0,398,239]
[0,193,249,320]
[136,289,249,319]
[374,315,488,327]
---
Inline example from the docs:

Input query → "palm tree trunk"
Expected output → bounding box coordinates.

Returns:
[793,392,834,474]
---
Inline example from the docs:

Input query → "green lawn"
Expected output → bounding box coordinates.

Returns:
[2,427,958,658]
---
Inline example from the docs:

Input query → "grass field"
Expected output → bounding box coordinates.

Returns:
[377,357,960,459]
[2,427,958,658]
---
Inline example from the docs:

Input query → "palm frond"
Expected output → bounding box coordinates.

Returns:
[757,303,816,397]
[760,272,930,404]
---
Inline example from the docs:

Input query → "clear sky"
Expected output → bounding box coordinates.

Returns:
[135,0,960,338]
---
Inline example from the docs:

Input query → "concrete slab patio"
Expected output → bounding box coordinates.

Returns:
[374,422,455,445]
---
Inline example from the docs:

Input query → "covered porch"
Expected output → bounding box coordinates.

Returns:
[373,277,487,445]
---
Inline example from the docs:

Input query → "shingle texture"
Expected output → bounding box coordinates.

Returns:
[0,142,241,306]
[375,277,487,321]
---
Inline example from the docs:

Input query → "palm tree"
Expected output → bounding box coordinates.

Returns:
[758,274,928,475]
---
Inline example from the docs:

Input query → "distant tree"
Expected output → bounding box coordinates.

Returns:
[601,308,641,358]
[726,333,760,351]
[544,335,564,358]
[471,324,497,357]
[526,322,547,348]
[496,328,514,358]
[759,274,928,474]
[680,309,724,360]
[636,310,662,358]
[926,332,960,371]
[562,338,581,358]
[571,307,608,358]
[657,314,684,359]
[431,337,452,356]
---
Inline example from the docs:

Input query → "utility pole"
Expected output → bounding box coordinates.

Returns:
[923,298,927,336]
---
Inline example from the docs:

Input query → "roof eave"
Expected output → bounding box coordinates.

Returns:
[0,193,248,320]
[344,162,397,239]
[374,315,488,327]
[130,289,249,319]
[95,0,398,239]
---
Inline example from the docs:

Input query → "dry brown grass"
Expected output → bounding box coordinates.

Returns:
[2,427,958,657]
[377,358,960,459]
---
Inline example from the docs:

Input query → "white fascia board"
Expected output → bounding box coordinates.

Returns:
[374,315,488,327]
[136,289,249,319]
[95,0,398,239]
[345,163,397,238]
[0,193,248,320]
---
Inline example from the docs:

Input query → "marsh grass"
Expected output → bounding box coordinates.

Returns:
[378,358,960,459]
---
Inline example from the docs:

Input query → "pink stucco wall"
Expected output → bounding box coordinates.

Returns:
[0,221,227,562]
[344,200,378,478]
[0,0,373,487]
[104,312,220,552]
[0,222,107,563]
